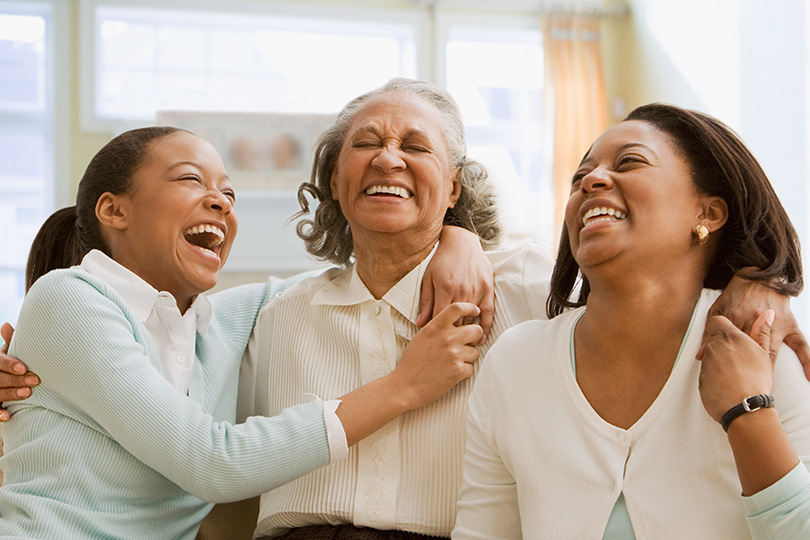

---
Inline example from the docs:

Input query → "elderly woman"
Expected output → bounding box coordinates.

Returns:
[452,104,810,539]
[238,81,808,540]
[237,78,554,539]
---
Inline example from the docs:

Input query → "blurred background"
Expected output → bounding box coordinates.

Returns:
[1,0,808,328]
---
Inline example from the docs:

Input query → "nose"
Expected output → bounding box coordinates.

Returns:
[371,143,406,173]
[206,188,234,215]
[580,166,614,193]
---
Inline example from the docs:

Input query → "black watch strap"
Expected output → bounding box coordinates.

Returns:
[720,394,775,432]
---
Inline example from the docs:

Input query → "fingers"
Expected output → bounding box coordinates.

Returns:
[783,331,810,382]
[416,270,438,328]
[478,293,494,345]
[430,301,481,328]
[703,314,737,337]
[0,328,40,424]
[699,315,739,360]
[749,309,774,358]
[698,315,742,361]
[0,347,29,377]
[0,384,33,401]
[432,288,457,324]
[1,322,13,346]
[452,322,486,351]
[0,371,39,423]
[769,308,809,367]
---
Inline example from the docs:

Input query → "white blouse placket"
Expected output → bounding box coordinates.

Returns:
[354,298,401,529]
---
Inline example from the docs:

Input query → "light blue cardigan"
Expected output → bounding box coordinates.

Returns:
[0,267,330,539]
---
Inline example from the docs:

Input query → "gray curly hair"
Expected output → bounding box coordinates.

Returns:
[293,77,503,266]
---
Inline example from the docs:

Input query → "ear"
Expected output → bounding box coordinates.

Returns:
[330,169,340,201]
[96,192,130,231]
[447,170,462,209]
[699,196,728,233]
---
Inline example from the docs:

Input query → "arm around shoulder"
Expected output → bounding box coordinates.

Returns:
[11,271,331,502]
[740,345,810,539]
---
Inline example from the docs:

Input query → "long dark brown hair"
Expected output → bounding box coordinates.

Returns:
[25,126,187,291]
[547,103,802,318]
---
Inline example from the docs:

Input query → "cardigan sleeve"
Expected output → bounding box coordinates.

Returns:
[744,461,810,539]
[8,270,331,503]
[452,346,523,540]
[742,345,810,539]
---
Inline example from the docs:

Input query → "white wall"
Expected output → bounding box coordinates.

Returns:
[619,0,810,324]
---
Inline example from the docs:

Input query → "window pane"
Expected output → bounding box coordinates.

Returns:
[446,25,549,246]
[0,130,49,325]
[0,13,45,110]
[0,1,52,326]
[94,6,418,119]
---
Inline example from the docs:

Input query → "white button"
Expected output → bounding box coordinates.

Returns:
[178,355,186,364]
[374,304,382,316]
[617,432,627,443]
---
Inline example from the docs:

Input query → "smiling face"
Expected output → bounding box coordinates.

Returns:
[330,90,461,248]
[105,131,237,310]
[565,120,710,274]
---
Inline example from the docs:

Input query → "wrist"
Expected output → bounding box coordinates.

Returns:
[720,394,775,432]
[378,371,418,414]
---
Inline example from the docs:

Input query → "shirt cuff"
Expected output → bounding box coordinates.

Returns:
[305,393,349,463]
[743,461,810,516]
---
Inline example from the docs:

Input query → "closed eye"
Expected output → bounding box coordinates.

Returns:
[353,140,380,149]
[616,155,648,168]
[403,144,430,153]
[571,169,589,186]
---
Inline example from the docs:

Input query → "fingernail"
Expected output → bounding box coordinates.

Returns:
[15,387,31,399]
[24,375,39,386]
[765,309,775,326]
[12,363,25,375]
[0,412,8,422]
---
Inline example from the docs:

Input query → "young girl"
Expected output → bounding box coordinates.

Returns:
[0,126,485,539]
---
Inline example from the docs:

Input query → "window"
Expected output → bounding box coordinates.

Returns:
[82,2,425,129]
[441,15,548,246]
[0,0,62,326]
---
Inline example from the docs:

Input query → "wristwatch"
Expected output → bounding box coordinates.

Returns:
[720,394,775,432]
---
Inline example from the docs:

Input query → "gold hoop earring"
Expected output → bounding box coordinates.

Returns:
[695,224,709,245]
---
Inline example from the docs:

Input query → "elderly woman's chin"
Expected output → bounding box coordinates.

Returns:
[349,209,444,242]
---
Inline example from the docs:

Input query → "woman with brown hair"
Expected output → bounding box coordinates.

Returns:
[454,103,810,539]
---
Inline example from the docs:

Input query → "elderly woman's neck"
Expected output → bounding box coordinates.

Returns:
[353,234,438,300]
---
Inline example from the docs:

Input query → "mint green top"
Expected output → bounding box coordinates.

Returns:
[0,267,331,539]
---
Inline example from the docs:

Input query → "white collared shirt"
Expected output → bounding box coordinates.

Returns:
[81,249,210,395]
[242,243,554,537]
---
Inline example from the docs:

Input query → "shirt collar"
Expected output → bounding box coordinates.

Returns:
[81,249,212,335]
[311,243,438,324]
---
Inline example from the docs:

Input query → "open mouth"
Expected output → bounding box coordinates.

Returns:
[364,185,412,199]
[582,207,627,227]
[183,224,225,254]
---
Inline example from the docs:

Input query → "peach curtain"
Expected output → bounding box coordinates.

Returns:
[544,16,608,248]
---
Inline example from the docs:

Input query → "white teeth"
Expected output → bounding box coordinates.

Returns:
[183,224,225,249]
[582,207,627,227]
[364,185,412,199]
